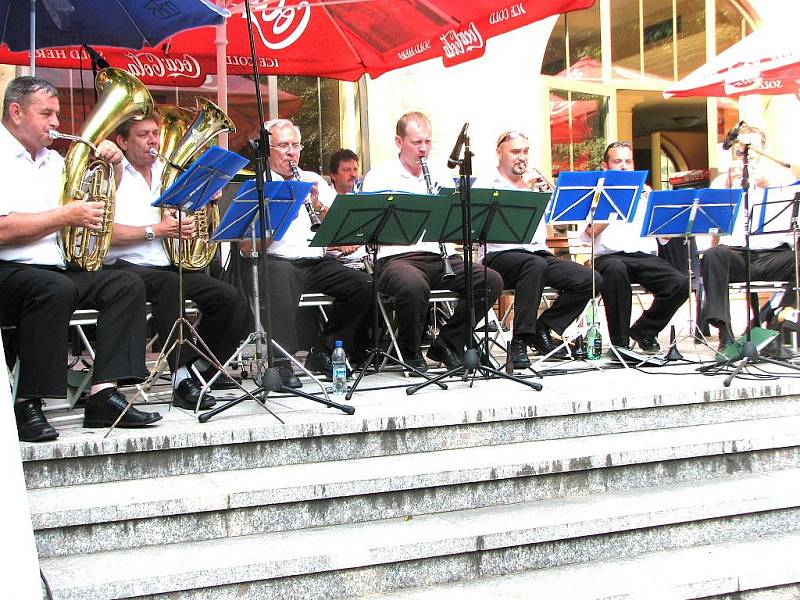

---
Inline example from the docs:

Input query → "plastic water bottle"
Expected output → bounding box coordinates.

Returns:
[331,340,348,396]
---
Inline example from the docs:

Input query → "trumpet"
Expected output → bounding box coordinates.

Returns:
[288,161,322,232]
[419,157,455,281]
[524,167,555,193]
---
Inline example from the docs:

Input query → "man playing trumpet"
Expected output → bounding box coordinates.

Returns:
[0,76,161,442]
[478,130,600,368]
[105,114,250,410]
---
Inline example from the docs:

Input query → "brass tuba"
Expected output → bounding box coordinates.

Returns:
[57,68,154,271]
[159,97,236,270]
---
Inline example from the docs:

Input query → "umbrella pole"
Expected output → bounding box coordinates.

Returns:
[29,0,35,75]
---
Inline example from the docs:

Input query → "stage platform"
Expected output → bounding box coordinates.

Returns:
[21,335,800,599]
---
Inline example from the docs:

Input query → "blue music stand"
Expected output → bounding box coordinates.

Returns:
[544,170,648,366]
[211,179,312,242]
[152,146,249,212]
[751,180,800,236]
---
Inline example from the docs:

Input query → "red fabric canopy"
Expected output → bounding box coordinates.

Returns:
[664,23,800,99]
[0,0,594,84]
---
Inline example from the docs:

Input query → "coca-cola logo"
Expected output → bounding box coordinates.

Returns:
[440,23,484,60]
[245,0,311,50]
[124,52,202,81]
[397,39,431,61]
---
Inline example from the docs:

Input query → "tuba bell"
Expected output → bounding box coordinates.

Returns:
[158,97,236,271]
[57,67,154,271]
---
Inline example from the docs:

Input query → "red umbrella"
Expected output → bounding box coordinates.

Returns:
[0,0,594,83]
[664,23,800,99]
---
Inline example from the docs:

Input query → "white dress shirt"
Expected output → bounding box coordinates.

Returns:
[360,157,457,259]
[0,124,66,267]
[474,169,548,257]
[711,173,796,250]
[267,168,336,259]
[584,190,657,256]
[105,158,170,267]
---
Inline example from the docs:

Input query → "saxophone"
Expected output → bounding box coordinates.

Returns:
[159,97,236,270]
[55,68,154,271]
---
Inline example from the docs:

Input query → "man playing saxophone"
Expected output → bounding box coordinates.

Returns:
[0,76,162,442]
[360,111,503,372]
[477,130,601,368]
[105,114,250,410]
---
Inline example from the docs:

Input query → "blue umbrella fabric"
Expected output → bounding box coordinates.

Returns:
[0,0,228,53]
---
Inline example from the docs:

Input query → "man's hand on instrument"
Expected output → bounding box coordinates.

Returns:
[65,196,105,230]
[328,245,360,256]
[95,139,124,167]
[156,211,195,239]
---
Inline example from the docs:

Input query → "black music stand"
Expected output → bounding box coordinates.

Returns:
[406,134,544,395]
[310,192,450,399]
[196,179,356,422]
[107,147,251,434]
[643,187,742,361]
[548,169,648,366]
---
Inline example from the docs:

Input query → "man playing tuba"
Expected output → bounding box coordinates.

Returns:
[105,114,250,409]
[0,76,162,442]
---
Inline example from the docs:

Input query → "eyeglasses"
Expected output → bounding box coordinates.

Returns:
[604,141,631,152]
[270,142,304,152]
[496,131,528,147]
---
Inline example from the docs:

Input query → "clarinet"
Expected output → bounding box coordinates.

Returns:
[288,161,322,232]
[419,157,455,281]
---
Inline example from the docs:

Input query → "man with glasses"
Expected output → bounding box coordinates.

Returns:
[583,141,688,354]
[241,119,372,387]
[360,111,503,371]
[478,131,600,368]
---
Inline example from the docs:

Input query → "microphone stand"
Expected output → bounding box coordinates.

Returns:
[199,0,353,421]
[407,131,542,395]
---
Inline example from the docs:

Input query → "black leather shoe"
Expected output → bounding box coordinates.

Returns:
[275,361,302,389]
[83,389,162,428]
[15,399,59,442]
[530,325,568,359]
[509,338,531,369]
[629,328,661,354]
[426,337,462,370]
[173,378,216,411]
[199,367,241,390]
[305,345,334,378]
[717,328,736,353]
[404,350,429,373]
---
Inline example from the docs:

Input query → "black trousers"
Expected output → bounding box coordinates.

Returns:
[594,251,689,346]
[253,256,373,357]
[0,262,148,398]
[108,261,250,372]
[701,244,795,330]
[376,252,503,354]
[485,249,601,338]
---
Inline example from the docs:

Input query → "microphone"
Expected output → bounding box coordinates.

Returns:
[722,121,745,150]
[447,122,469,169]
[82,45,110,69]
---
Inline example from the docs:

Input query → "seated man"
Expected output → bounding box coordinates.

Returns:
[702,126,796,350]
[477,130,601,368]
[241,119,372,387]
[360,111,503,371]
[583,142,688,354]
[106,115,251,410]
[329,147,361,195]
[0,76,161,442]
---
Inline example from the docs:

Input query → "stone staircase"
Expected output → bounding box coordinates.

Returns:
[24,373,800,599]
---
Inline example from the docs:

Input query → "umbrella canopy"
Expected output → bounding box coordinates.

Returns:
[0,0,228,53]
[664,22,800,99]
[0,0,595,82]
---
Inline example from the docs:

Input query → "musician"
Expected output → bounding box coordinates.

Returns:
[360,111,503,371]
[0,76,161,442]
[583,141,688,354]
[106,115,250,410]
[329,148,360,194]
[242,119,372,386]
[477,131,600,368]
[702,127,796,350]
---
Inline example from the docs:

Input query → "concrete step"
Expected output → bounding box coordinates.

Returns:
[38,465,800,599]
[21,379,800,489]
[32,415,800,558]
[356,531,800,599]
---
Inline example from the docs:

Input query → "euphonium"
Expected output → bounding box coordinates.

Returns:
[159,97,236,270]
[58,67,154,271]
